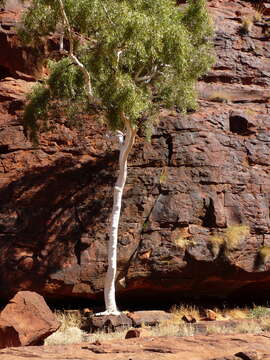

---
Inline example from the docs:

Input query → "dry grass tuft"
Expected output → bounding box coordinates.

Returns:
[57,310,82,331]
[45,310,129,345]
[209,236,224,257]
[159,167,168,184]
[224,308,249,320]
[174,237,190,249]
[224,224,249,250]
[170,304,201,322]
[253,11,262,22]
[259,246,270,264]
[259,317,270,331]
[253,2,266,22]
[45,304,270,346]
[45,310,86,345]
[206,320,262,335]
[45,326,88,345]
[150,321,195,337]
[234,320,262,334]
[241,16,253,33]
[208,225,250,257]
[248,305,270,319]
[89,329,128,342]
[209,91,231,103]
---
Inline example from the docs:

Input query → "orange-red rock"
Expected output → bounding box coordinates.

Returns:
[0,332,270,360]
[0,291,60,347]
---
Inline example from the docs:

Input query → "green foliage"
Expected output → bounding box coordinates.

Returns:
[21,0,214,140]
[23,84,50,143]
[248,305,270,319]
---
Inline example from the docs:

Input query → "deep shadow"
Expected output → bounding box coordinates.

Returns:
[201,198,216,228]
[0,151,118,301]
[0,64,11,80]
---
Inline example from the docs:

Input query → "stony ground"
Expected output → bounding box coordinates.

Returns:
[0,0,270,304]
[1,333,270,360]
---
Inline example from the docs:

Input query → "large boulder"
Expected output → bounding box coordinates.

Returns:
[0,291,60,348]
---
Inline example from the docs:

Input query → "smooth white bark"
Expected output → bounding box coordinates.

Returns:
[97,118,136,315]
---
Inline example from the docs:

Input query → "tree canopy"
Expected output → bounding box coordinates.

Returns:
[20,0,214,141]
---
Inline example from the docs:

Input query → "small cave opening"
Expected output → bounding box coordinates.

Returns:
[0,64,11,80]
[0,145,9,154]
[202,198,216,228]
[229,114,250,135]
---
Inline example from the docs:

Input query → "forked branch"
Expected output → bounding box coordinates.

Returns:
[57,0,98,104]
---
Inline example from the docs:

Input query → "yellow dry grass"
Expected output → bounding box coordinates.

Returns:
[224,225,249,250]
[209,236,224,257]
[170,304,201,322]
[45,304,270,346]
[209,91,231,103]
[241,16,253,33]
[224,308,249,320]
[259,246,270,263]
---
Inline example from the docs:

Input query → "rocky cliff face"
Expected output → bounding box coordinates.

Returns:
[0,0,270,306]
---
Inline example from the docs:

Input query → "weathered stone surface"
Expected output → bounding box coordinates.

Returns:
[87,314,132,333]
[127,310,173,327]
[0,0,269,305]
[0,291,60,347]
[0,1,44,80]
[1,333,270,360]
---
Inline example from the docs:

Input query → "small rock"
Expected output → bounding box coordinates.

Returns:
[235,351,263,360]
[125,329,141,339]
[211,357,239,360]
[203,309,218,321]
[91,340,102,346]
[182,314,197,323]
[83,308,93,316]
[127,311,173,327]
[89,314,132,333]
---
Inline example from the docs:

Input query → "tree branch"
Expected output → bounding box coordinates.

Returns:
[101,3,115,27]
[135,65,158,83]
[57,0,99,104]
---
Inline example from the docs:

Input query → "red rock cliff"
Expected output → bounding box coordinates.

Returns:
[0,0,270,305]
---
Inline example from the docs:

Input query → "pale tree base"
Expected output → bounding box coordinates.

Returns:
[95,310,121,316]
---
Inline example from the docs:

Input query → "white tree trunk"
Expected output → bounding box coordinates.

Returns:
[56,0,135,316]
[97,118,136,315]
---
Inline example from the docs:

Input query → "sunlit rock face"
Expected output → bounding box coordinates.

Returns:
[0,0,270,306]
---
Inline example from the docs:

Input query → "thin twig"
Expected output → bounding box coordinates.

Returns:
[101,3,115,27]
[57,0,99,104]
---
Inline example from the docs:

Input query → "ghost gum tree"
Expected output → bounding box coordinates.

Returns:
[20,0,214,315]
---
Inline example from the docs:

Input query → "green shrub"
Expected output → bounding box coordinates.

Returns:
[248,306,270,319]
